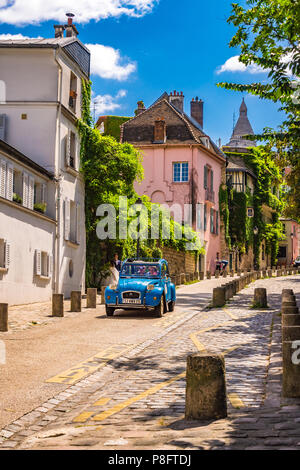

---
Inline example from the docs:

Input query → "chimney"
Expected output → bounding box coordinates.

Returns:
[154,118,166,143]
[134,100,146,116]
[65,13,79,38]
[190,96,204,128]
[169,90,184,112]
[54,24,65,39]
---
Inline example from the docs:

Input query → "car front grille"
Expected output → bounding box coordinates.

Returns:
[122,291,140,300]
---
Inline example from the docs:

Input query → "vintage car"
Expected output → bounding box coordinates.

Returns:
[105,259,176,317]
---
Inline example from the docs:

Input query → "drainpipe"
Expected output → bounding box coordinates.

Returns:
[54,48,63,294]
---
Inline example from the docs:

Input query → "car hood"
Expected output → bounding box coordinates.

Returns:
[118,278,160,291]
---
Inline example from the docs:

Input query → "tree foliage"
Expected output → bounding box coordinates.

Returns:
[218,0,300,220]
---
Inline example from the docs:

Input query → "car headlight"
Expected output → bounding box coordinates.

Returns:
[109,284,118,290]
[147,284,155,291]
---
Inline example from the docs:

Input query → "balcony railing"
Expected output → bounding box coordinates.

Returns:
[205,188,215,203]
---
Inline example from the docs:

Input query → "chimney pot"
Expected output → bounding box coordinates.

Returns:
[191,97,204,128]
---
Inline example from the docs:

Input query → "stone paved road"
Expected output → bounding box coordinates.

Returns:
[1,275,300,450]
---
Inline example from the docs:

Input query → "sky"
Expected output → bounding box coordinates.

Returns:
[0,0,286,146]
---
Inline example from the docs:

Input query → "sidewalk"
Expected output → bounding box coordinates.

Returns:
[0,275,299,449]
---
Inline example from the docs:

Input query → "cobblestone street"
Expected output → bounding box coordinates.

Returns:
[1,275,300,450]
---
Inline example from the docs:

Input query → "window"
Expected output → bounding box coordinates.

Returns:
[210,208,214,233]
[35,250,52,278]
[69,72,78,112]
[282,224,286,234]
[173,162,189,182]
[0,239,10,270]
[278,246,287,258]
[65,131,77,170]
[64,198,80,245]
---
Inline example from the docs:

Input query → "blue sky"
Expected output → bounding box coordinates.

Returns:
[0,0,285,145]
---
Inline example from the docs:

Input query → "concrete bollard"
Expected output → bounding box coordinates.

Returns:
[230,270,234,277]
[185,353,227,421]
[215,271,220,279]
[224,284,231,301]
[282,305,299,315]
[223,271,228,278]
[101,286,106,304]
[282,289,294,296]
[194,271,199,281]
[256,271,262,279]
[185,273,190,283]
[254,288,268,308]
[180,273,186,285]
[283,341,300,397]
[52,294,64,317]
[262,270,267,278]
[87,288,97,309]
[206,271,211,280]
[268,269,273,278]
[213,287,226,307]
[71,291,82,312]
[282,327,300,342]
[0,304,8,332]
[199,272,204,281]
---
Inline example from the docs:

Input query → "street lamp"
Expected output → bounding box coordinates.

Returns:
[253,226,259,270]
[135,197,143,260]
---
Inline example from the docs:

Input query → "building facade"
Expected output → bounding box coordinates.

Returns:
[0,17,89,304]
[121,91,226,273]
[278,218,299,266]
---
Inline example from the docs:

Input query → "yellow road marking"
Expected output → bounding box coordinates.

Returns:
[228,393,245,409]
[46,345,133,385]
[223,345,240,356]
[91,371,186,422]
[73,412,94,423]
[190,332,206,352]
[93,397,111,406]
[223,308,238,320]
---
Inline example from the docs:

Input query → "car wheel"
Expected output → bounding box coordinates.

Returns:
[168,301,175,312]
[154,297,164,318]
[106,306,115,317]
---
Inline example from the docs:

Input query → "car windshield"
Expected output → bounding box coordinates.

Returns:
[120,263,160,278]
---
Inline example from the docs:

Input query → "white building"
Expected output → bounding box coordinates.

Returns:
[0,16,89,304]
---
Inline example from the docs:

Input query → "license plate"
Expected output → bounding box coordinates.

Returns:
[122,299,141,304]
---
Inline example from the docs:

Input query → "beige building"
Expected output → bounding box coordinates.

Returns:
[0,17,89,304]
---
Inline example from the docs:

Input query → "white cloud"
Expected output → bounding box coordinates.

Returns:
[92,89,127,114]
[216,55,267,75]
[86,43,136,80]
[0,33,43,39]
[0,0,158,25]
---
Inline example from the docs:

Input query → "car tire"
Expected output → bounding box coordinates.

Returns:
[154,297,164,318]
[168,301,175,312]
[106,306,115,317]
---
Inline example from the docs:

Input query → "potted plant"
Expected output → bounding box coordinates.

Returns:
[13,193,22,204]
[34,202,47,214]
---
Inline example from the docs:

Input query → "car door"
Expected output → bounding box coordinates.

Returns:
[162,262,171,302]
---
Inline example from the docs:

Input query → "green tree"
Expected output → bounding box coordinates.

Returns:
[218,0,300,220]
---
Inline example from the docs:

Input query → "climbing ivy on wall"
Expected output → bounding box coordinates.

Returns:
[221,145,284,268]
[101,116,132,141]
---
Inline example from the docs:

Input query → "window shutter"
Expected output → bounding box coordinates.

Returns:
[64,198,70,241]
[0,159,7,198]
[211,170,214,191]
[4,241,10,269]
[6,163,13,201]
[65,131,71,167]
[28,176,34,210]
[35,250,41,276]
[22,172,29,207]
[210,208,214,233]
[204,204,207,231]
[48,254,53,277]
[204,165,208,189]
[196,203,202,230]
[75,203,80,244]
[0,114,6,141]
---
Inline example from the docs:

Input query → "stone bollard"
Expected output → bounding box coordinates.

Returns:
[101,286,106,304]
[223,271,228,278]
[283,341,300,397]
[71,291,82,312]
[237,269,241,276]
[282,327,300,342]
[185,353,227,421]
[199,272,204,281]
[186,273,190,283]
[283,289,294,296]
[268,269,273,278]
[52,294,64,317]
[87,288,97,309]
[224,284,231,301]
[254,288,268,308]
[176,275,181,286]
[215,271,220,279]
[230,270,234,277]
[0,304,8,332]
[262,270,267,278]
[194,272,199,281]
[206,271,211,280]
[213,287,226,307]
[256,271,262,279]
[282,305,299,315]
[282,315,300,327]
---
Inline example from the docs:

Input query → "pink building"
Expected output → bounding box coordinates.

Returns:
[121,91,226,272]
